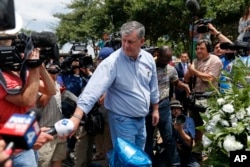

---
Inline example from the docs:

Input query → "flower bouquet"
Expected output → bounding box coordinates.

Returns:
[200,57,250,166]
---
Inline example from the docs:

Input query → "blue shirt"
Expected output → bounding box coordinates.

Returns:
[173,116,195,152]
[77,48,159,117]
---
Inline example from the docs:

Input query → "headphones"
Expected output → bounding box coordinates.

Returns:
[197,39,212,53]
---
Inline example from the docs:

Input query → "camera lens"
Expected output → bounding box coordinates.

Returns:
[197,25,210,33]
[176,115,186,124]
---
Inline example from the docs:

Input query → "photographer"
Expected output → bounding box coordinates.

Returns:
[170,100,200,167]
[0,16,55,166]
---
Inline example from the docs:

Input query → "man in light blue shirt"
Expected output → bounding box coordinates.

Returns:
[69,21,159,150]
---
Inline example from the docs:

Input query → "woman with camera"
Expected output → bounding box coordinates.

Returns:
[170,100,200,167]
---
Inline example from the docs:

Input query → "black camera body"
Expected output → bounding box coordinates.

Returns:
[196,18,212,33]
[0,45,22,71]
[104,32,121,51]
[0,32,59,70]
[173,115,186,125]
[60,43,93,74]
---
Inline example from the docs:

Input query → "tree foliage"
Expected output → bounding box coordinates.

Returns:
[54,0,249,54]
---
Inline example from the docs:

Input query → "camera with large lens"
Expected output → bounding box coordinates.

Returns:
[173,115,186,125]
[195,18,212,33]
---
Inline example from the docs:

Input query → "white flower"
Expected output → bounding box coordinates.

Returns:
[230,114,236,120]
[246,106,250,116]
[217,98,226,105]
[220,120,229,126]
[223,135,243,152]
[236,108,246,120]
[231,121,238,127]
[222,104,234,113]
[205,123,215,132]
[211,114,221,124]
[202,135,212,147]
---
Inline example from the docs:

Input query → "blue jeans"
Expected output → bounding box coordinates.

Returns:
[108,111,146,150]
[12,149,38,167]
[145,99,180,166]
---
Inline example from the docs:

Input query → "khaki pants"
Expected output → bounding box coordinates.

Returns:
[74,126,95,167]
[38,137,67,167]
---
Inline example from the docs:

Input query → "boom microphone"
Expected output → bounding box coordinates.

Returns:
[46,119,74,137]
[0,110,41,150]
[185,0,200,14]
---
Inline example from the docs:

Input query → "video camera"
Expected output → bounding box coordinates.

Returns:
[220,41,250,56]
[104,32,121,51]
[220,41,250,51]
[0,0,15,31]
[60,43,93,73]
[0,32,59,71]
[195,18,212,33]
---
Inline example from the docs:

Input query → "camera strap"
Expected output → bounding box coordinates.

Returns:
[0,69,22,94]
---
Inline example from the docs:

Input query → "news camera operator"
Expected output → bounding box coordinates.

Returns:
[0,16,55,166]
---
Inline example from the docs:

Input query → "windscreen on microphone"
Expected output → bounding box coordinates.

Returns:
[46,119,74,137]
[186,0,200,14]
[31,31,57,48]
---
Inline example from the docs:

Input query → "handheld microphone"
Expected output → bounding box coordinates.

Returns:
[46,119,74,137]
[0,110,41,150]
[186,0,200,14]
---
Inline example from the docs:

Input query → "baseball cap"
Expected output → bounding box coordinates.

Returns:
[170,100,183,108]
[0,12,23,35]
[98,47,114,60]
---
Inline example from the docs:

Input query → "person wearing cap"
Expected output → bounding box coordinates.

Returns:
[170,100,200,167]
[69,21,159,152]
[0,12,55,167]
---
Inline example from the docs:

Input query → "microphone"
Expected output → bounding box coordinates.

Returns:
[0,110,41,150]
[31,31,57,48]
[186,0,200,14]
[46,119,74,137]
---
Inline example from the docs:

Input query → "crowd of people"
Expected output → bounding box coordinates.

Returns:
[1,4,250,167]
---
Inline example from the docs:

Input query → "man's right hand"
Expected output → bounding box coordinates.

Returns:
[27,48,40,60]
[68,107,84,137]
